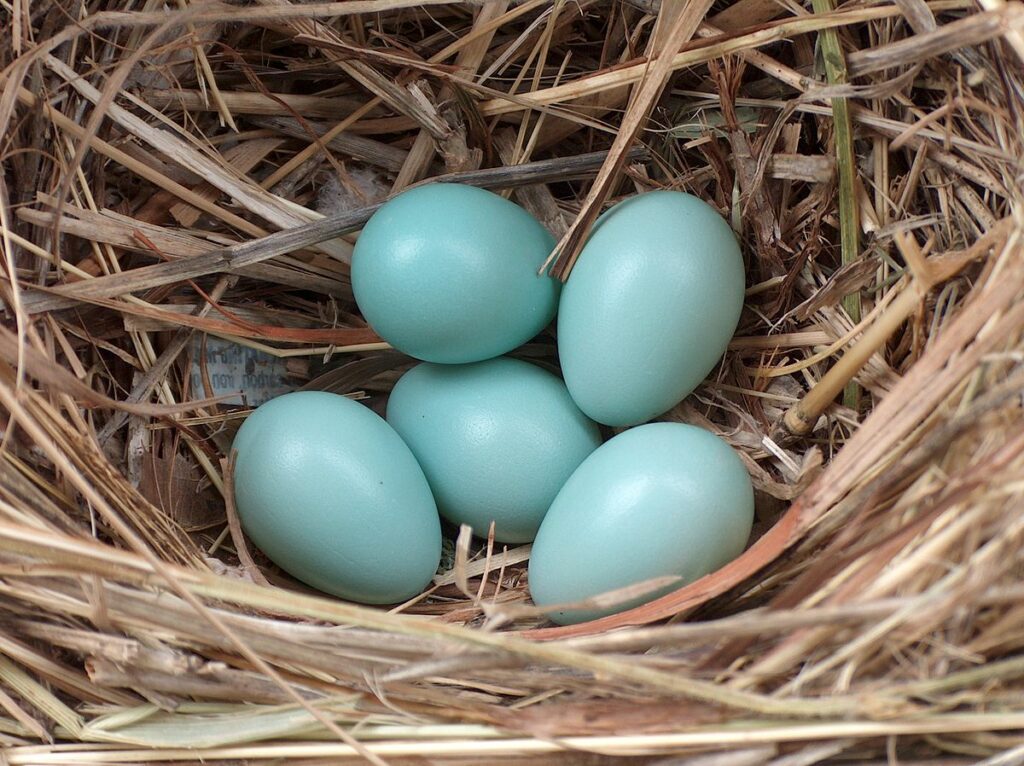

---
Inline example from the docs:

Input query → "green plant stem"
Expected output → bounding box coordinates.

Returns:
[813,0,862,411]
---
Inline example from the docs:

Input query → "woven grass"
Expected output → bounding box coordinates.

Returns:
[1,0,1023,762]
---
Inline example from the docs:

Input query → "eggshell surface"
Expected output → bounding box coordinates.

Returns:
[352,183,559,364]
[232,391,442,604]
[386,357,602,543]
[528,422,754,624]
[557,191,745,426]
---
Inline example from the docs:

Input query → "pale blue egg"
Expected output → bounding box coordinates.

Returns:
[386,357,602,543]
[232,391,442,604]
[557,191,745,426]
[528,423,754,625]
[352,184,559,364]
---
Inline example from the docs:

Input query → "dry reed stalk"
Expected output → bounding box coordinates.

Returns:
[1,0,1023,762]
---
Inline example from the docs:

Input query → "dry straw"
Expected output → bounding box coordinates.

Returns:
[1,0,1023,762]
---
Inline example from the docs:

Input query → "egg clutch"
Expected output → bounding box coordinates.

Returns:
[232,184,754,626]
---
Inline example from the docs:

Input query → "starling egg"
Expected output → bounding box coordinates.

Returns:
[528,423,754,625]
[557,191,745,426]
[386,356,602,543]
[232,391,442,605]
[352,183,559,364]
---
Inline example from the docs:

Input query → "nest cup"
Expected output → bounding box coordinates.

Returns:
[1,1,1023,762]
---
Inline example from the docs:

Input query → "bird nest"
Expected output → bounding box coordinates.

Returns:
[1,0,1023,763]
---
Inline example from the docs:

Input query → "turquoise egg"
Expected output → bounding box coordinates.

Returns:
[232,391,442,604]
[352,183,559,364]
[557,191,745,426]
[528,422,754,624]
[386,357,602,543]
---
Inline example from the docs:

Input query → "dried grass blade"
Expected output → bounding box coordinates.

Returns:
[0,326,226,416]
[545,0,714,278]
[42,56,346,259]
[21,149,636,314]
